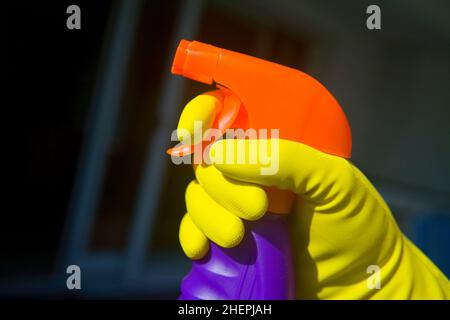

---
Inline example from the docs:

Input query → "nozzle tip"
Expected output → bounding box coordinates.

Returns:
[171,39,191,75]
[170,39,220,84]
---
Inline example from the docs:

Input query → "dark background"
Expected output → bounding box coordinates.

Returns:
[6,1,112,277]
[4,0,450,298]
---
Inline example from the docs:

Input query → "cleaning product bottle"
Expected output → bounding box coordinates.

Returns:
[168,40,352,300]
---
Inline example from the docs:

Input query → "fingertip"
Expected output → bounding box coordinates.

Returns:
[177,92,222,140]
[185,180,200,202]
[179,214,209,260]
[194,164,268,221]
[185,179,245,249]
[216,218,245,248]
[241,187,268,221]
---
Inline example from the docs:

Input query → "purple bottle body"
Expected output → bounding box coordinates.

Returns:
[179,213,295,300]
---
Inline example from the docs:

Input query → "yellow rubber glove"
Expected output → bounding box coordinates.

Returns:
[177,92,450,299]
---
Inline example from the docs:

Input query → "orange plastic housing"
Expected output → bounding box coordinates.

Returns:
[171,40,352,159]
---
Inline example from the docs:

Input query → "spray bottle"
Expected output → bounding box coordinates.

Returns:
[168,40,352,299]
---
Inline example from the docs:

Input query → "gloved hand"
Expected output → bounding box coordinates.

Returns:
[177,91,450,299]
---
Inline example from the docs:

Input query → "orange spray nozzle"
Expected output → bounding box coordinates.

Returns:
[171,39,352,159]
[170,39,352,213]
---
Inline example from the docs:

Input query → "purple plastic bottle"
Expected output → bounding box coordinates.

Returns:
[179,213,295,300]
